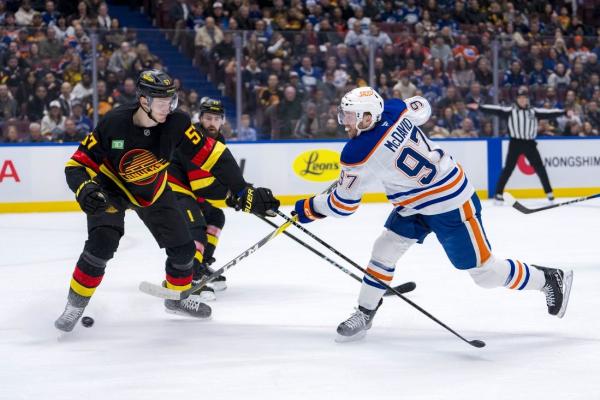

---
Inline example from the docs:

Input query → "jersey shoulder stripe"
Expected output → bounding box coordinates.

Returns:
[340,107,408,167]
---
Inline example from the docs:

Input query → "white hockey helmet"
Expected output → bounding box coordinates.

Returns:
[337,86,384,135]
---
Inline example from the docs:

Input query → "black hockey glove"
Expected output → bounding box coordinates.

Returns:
[76,180,109,215]
[229,186,280,217]
[225,193,239,210]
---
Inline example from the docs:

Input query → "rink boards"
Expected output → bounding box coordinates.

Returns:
[1,137,600,213]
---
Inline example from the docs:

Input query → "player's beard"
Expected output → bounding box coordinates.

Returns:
[206,126,218,137]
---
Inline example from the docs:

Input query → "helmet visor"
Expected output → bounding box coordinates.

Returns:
[148,93,179,113]
[337,106,357,126]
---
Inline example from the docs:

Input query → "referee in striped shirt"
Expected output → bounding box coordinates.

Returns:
[473,86,565,203]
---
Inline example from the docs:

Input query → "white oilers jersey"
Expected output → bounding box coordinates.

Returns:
[312,97,474,218]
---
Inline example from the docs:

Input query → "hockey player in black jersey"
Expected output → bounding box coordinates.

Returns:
[55,70,280,332]
[168,98,239,297]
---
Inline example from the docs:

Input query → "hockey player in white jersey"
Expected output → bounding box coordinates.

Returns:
[293,87,573,342]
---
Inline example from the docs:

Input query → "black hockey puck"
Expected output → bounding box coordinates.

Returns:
[81,316,94,328]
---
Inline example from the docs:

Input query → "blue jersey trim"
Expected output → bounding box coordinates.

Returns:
[413,177,469,210]
[387,167,459,200]
[340,130,386,165]
[326,196,354,216]
[340,99,408,165]
[332,190,361,204]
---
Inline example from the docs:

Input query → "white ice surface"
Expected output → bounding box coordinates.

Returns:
[1,200,599,400]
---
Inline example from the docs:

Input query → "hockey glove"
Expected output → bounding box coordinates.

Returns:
[225,192,240,210]
[232,186,280,217]
[76,180,109,215]
[293,197,326,224]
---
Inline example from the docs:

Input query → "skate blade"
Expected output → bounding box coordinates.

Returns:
[191,290,216,302]
[54,323,75,333]
[199,291,217,301]
[557,270,573,319]
[164,308,212,319]
[208,281,227,292]
[335,330,367,343]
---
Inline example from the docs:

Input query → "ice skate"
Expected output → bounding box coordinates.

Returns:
[195,259,226,292]
[191,261,217,300]
[336,301,381,343]
[208,274,227,291]
[190,282,216,301]
[534,265,573,318]
[55,302,85,332]
[164,294,212,319]
[494,193,504,206]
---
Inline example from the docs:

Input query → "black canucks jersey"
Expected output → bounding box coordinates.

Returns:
[167,126,232,201]
[65,104,246,208]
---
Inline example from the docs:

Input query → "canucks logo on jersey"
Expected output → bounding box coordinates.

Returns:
[118,149,169,185]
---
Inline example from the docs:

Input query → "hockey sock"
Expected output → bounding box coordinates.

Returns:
[357,230,415,310]
[358,259,395,310]
[469,257,545,291]
[193,240,205,264]
[68,251,107,307]
[503,259,545,290]
[204,225,221,261]
[165,259,194,291]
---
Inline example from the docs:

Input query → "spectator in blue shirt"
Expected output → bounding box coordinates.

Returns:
[399,0,421,24]
[419,73,443,105]
[296,56,323,89]
[235,114,257,141]
[502,60,527,87]
[71,100,92,134]
[529,59,548,86]
[42,1,60,26]
[379,1,401,23]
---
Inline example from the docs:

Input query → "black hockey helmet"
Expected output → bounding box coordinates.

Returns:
[136,69,178,120]
[199,97,225,117]
[137,69,176,98]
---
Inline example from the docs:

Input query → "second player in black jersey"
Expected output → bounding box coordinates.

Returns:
[168,98,277,297]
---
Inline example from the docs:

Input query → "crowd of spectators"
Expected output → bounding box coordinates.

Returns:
[160,0,600,140]
[3,0,600,143]
[0,0,162,143]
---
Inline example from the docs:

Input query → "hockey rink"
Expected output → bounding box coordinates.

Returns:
[1,200,599,400]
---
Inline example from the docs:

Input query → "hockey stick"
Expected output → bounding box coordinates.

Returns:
[257,215,416,295]
[276,210,486,348]
[504,192,600,214]
[139,184,339,301]
[139,216,298,300]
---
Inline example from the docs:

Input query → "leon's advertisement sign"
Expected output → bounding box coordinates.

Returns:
[293,149,340,182]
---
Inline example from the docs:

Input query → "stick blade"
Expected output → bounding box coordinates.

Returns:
[502,192,517,207]
[139,281,182,300]
[384,281,416,296]
[504,192,535,214]
[469,339,486,348]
